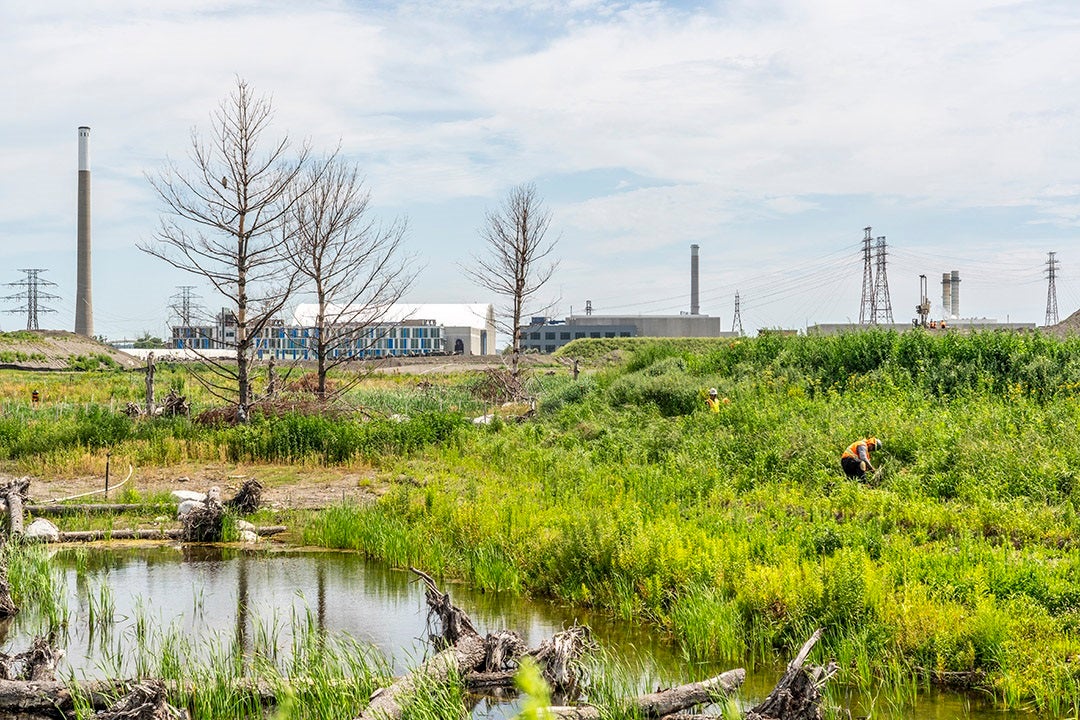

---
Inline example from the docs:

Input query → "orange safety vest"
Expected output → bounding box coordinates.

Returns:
[842,439,870,460]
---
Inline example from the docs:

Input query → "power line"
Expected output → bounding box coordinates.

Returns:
[4,269,59,331]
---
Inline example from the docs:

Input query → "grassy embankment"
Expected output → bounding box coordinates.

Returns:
[3,332,1080,713]
[303,331,1080,714]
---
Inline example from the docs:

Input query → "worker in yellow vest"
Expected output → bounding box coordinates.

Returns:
[706,388,722,413]
[841,437,881,480]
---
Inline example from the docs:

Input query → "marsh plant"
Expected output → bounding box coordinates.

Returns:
[301,331,1080,711]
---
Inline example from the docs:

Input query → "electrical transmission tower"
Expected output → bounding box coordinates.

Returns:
[4,269,59,330]
[732,291,743,336]
[170,285,202,325]
[858,227,875,324]
[1045,251,1060,326]
[871,235,894,324]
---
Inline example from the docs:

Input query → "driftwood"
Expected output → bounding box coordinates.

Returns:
[746,629,836,720]
[356,568,594,720]
[545,669,746,720]
[2,478,29,538]
[96,679,183,720]
[25,503,170,516]
[51,526,286,543]
[0,537,18,618]
[224,479,263,514]
[181,498,224,542]
[0,636,65,682]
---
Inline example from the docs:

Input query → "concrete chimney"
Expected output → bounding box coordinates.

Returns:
[950,270,960,319]
[941,272,951,321]
[75,126,93,336]
[690,244,700,315]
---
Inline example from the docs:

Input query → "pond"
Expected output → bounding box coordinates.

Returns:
[3,544,1038,720]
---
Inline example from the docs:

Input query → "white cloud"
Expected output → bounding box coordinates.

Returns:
[3,0,1080,337]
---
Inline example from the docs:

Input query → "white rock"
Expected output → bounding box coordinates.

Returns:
[239,529,259,543]
[172,489,206,502]
[472,414,494,425]
[26,518,60,542]
[236,519,256,532]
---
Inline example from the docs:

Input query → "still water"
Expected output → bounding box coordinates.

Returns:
[3,544,1039,720]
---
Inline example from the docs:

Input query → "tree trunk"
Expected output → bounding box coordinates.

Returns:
[545,669,745,720]
[50,526,285,543]
[2,478,29,538]
[145,352,156,416]
[356,633,486,720]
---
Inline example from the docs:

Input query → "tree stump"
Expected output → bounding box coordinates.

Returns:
[746,629,837,720]
[95,679,184,720]
[225,479,263,514]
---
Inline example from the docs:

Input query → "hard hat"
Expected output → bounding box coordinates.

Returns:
[709,388,718,396]
[869,437,881,450]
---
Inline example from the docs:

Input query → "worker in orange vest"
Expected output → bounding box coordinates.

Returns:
[841,437,881,480]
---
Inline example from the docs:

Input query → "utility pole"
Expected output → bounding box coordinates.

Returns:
[1045,251,1060,326]
[4,269,59,331]
[732,290,743,336]
[859,227,875,324]
[871,235,894,324]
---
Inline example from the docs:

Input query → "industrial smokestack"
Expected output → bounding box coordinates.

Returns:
[75,126,94,336]
[690,244,700,316]
[950,270,960,319]
[941,272,951,321]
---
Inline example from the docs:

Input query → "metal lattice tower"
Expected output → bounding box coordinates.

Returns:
[732,290,743,336]
[4,269,59,330]
[1045,251,1060,326]
[858,227,875,324]
[170,285,201,325]
[871,235,894,324]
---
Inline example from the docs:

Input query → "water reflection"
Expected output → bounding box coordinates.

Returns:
[3,545,1039,720]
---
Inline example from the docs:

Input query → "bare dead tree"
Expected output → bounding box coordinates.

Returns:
[139,77,315,417]
[464,183,558,378]
[281,157,415,399]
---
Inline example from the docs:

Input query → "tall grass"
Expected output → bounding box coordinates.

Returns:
[296,331,1080,712]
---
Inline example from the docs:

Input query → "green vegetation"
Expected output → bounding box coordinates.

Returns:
[0,350,47,363]
[66,353,122,371]
[7,330,1080,713]
[305,330,1080,713]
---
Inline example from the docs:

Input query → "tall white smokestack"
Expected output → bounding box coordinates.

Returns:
[950,270,960,319]
[75,126,94,336]
[690,244,700,315]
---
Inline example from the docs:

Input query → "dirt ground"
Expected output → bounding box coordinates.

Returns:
[9,464,384,511]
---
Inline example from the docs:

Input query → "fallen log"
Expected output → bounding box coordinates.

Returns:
[544,668,746,720]
[2,477,29,538]
[21,503,171,516]
[48,526,286,543]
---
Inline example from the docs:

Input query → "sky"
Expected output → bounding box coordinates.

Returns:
[2,0,1080,342]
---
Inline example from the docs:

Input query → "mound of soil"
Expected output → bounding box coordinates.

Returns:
[0,330,142,370]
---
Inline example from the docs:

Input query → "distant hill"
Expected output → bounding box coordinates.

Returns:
[0,330,142,370]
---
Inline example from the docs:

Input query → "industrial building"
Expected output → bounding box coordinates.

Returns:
[170,302,496,360]
[521,244,738,353]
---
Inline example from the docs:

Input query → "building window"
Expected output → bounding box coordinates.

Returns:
[544,344,556,353]
[560,332,570,340]
[605,332,615,338]
[545,332,555,340]
[620,332,631,337]
[530,332,541,340]
[590,332,601,338]
[575,333,585,339]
